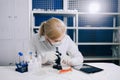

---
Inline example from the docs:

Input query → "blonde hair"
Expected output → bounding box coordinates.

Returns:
[39,18,66,40]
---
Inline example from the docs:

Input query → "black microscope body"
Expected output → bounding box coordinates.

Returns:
[53,47,62,70]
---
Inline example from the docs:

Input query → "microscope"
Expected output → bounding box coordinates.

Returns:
[53,47,72,73]
[53,47,62,70]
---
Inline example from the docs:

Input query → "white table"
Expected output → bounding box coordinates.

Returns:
[0,63,120,80]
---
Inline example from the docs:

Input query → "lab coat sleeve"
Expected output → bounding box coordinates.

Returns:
[67,36,84,66]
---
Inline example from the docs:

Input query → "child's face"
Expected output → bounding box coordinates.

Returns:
[45,34,65,46]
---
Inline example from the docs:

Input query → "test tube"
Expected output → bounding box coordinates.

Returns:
[29,52,32,60]
[18,52,24,63]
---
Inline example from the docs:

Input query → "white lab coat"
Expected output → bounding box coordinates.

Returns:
[30,33,83,66]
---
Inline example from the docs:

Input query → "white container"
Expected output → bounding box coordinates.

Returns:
[28,56,42,73]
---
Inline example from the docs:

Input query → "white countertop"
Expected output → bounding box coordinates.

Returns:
[0,63,120,80]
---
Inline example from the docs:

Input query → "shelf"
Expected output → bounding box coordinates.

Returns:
[33,26,120,30]
[77,27,120,30]
[33,27,39,29]
[78,12,120,15]
[78,42,120,45]
[84,56,120,61]
[33,27,77,29]
[32,11,120,18]
[32,10,77,16]
[32,10,120,16]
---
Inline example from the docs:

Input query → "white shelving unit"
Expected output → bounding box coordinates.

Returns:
[31,0,120,65]
[77,11,120,63]
[31,10,120,59]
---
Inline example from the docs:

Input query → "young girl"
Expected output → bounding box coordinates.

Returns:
[30,17,83,68]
